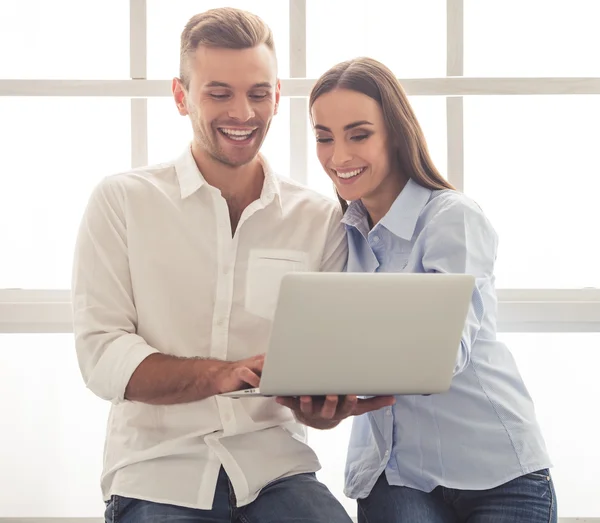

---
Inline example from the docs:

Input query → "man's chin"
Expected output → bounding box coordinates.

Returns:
[212,149,261,168]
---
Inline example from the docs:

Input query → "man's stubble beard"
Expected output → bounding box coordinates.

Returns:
[189,109,273,168]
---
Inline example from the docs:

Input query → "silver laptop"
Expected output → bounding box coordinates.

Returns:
[221,272,475,398]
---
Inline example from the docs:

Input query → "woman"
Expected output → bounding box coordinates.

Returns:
[277,57,556,523]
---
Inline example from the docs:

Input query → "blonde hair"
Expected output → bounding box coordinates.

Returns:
[310,57,455,211]
[179,7,275,88]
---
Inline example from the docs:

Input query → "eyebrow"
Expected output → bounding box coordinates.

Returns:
[205,81,274,89]
[314,120,374,132]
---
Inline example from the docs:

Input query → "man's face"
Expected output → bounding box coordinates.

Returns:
[174,44,280,168]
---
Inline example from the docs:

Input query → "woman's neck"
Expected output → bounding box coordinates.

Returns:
[362,173,408,228]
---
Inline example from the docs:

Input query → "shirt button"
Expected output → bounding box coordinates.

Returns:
[384,451,390,457]
[386,410,392,417]
[372,235,380,243]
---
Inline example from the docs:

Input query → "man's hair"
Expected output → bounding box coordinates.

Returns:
[179,7,275,89]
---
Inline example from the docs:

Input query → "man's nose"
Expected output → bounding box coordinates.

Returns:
[228,97,255,122]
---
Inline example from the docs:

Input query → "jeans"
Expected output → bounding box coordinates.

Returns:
[358,470,557,523]
[105,467,352,523]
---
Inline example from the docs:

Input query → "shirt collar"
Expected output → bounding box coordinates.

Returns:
[258,155,283,213]
[342,178,433,241]
[380,178,433,240]
[174,145,282,212]
[341,199,371,239]
[175,146,205,199]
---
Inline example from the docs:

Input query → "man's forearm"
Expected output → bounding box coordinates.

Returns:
[124,353,224,405]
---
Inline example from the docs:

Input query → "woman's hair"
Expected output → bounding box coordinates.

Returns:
[309,57,455,212]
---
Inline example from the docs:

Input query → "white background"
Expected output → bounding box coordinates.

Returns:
[1,0,599,520]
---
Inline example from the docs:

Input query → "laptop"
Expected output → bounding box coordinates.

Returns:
[220,272,475,398]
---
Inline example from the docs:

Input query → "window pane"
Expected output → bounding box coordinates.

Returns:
[0,0,129,79]
[499,333,600,517]
[465,0,600,76]
[310,334,600,519]
[464,96,600,289]
[146,0,290,79]
[307,0,446,78]
[0,98,131,290]
[0,334,109,518]
[147,97,290,177]
[306,96,447,198]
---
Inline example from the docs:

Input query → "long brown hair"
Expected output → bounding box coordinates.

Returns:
[309,57,454,212]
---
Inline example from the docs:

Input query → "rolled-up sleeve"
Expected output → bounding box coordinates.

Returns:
[72,177,159,403]
[421,198,498,375]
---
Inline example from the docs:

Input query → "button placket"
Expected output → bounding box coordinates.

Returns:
[209,194,236,361]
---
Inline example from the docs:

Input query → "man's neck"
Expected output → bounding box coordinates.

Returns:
[190,143,265,235]
[191,142,264,201]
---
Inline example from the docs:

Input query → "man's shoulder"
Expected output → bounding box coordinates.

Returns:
[93,160,178,199]
[105,160,176,185]
[277,175,341,215]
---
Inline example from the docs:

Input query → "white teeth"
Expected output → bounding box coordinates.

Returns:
[336,167,365,179]
[220,128,255,141]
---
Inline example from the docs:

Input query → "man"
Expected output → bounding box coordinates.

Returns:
[72,7,389,523]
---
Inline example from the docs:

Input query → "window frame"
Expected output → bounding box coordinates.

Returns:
[0,0,598,333]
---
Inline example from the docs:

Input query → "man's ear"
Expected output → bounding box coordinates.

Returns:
[274,79,281,115]
[172,77,189,116]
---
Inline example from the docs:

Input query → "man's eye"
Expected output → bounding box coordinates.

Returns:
[210,93,229,99]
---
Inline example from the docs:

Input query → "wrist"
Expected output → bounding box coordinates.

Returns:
[197,359,231,397]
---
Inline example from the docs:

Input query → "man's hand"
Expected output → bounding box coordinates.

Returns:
[275,394,395,430]
[211,354,265,395]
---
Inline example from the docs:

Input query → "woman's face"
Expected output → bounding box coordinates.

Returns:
[311,88,403,205]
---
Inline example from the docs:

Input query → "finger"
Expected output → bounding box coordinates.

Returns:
[319,395,339,419]
[354,396,396,416]
[236,367,261,388]
[337,395,359,418]
[250,354,265,372]
[299,396,313,416]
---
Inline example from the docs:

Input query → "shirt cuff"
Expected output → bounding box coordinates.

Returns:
[84,333,160,404]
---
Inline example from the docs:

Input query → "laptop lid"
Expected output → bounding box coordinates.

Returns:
[258,272,475,396]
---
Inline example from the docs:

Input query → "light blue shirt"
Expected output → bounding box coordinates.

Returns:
[342,179,551,499]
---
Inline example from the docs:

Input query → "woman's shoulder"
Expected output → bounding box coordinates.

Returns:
[429,188,484,214]
[424,189,490,223]
[423,189,497,239]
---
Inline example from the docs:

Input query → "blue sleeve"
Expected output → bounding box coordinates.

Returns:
[421,197,498,375]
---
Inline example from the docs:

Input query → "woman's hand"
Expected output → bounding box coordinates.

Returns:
[276,394,395,430]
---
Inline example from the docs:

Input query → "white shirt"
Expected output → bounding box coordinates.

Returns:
[71,147,347,509]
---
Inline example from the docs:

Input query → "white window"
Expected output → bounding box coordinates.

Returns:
[1,1,599,521]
